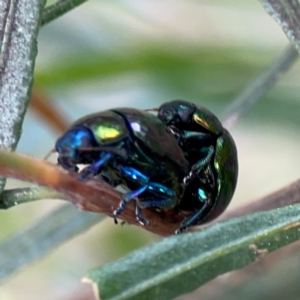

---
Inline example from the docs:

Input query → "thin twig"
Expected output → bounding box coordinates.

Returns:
[222,45,298,128]
[30,87,69,134]
[215,179,300,224]
[41,0,88,26]
[0,186,62,209]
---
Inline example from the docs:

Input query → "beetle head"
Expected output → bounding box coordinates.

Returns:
[55,126,95,172]
[158,100,195,128]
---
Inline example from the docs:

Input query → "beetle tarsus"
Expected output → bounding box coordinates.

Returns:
[135,205,150,226]
[175,227,184,234]
[113,199,126,219]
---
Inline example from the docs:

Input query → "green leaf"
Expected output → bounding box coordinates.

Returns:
[259,0,300,53]
[35,48,261,88]
[0,0,46,191]
[0,204,103,281]
[86,204,300,300]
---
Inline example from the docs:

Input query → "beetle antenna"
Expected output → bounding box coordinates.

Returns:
[144,108,159,112]
[44,148,56,160]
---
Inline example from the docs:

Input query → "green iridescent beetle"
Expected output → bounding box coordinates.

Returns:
[55,101,238,233]
[156,100,238,233]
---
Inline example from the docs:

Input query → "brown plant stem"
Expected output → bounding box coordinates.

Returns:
[1,149,300,236]
[0,149,177,236]
[216,179,300,223]
[30,86,69,134]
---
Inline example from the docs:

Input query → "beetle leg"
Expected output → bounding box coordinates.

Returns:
[138,182,177,209]
[181,130,212,140]
[118,166,149,185]
[166,126,182,140]
[112,166,151,223]
[112,185,148,221]
[135,205,150,226]
[113,182,177,224]
[144,107,159,112]
[183,146,214,185]
[113,166,177,224]
[175,188,209,234]
[78,152,113,180]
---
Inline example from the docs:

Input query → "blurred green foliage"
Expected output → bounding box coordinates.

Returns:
[2,1,300,300]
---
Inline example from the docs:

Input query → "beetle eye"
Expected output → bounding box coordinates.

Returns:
[158,109,175,125]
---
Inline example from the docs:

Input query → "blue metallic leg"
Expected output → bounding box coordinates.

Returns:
[78,152,112,180]
[113,166,177,225]
[112,185,148,223]
[138,198,176,209]
[138,182,177,209]
[175,188,209,234]
[113,166,150,223]
[135,205,150,226]
[118,166,149,185]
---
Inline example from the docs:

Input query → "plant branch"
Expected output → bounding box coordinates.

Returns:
[0,0,46,191]
[0,149,178,236]
[215,178,300,223]
[222,44,298,128]
[1,148,300,236]
[259,0,300,53]
[30,86,70,134]
[41,0,88,26]
[0,186,62,209]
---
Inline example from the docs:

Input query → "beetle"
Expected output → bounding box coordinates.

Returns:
[55,108,190,226]
[156,100,238,233]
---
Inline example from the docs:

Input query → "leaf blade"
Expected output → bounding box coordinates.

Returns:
[259,0,300,52]
[87,204,300,300]
[0,0,46,190]
[0,204,102,281]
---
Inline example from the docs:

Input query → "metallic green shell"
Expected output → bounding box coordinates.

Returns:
[193,104,223,135]
[206,128,238,221]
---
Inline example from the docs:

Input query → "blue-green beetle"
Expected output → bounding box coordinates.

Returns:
[157,100,238,233]
[55,108,189,227]
[55,101,238,233]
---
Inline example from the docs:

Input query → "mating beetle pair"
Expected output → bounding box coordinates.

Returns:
[55,100,238,233]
